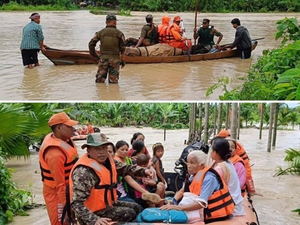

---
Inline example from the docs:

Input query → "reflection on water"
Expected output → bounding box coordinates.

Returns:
[8,127,300,225]
[1,11,299,100]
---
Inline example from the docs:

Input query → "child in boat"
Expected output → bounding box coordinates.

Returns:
[211,137,245,216]
[152,143,166,186]
[135,154,165,207]
[128,132,151,159]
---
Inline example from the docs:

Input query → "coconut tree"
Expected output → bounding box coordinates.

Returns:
[230,103,238,139]
[259,103,265,139]
[225,103,230,129]
[203,103,210,143]
[217,103,223,132]
[267,103,275,152]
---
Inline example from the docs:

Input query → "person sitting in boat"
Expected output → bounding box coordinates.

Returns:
[160,150,235,224]
[217,129,259,196]
[227,138,247,197]
[135,14,159,48]
[165,16,192,53]
[210,137,245,216]
[158,15,171,43]
[86,122,94,134]
[193,18,223,54]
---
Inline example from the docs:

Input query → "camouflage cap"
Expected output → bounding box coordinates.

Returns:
[106,13,117,21]
[81,133,113,149]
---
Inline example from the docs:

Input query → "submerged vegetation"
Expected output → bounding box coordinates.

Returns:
[274,148,300,215]
[208,17,300,100]
[0,0,299,12]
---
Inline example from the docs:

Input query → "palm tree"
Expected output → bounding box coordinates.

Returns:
[0,103,52,159]
[267,103,275,152]
[217,103,223,132]
[230,103,238,139]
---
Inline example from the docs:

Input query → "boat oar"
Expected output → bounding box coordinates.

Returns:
[181,20,191,60]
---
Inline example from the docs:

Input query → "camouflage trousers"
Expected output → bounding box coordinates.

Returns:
[94,200,143,222]
[95,58,120,83]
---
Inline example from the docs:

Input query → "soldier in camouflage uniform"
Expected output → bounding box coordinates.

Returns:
[89,13,126,84]
[70,134,155,225]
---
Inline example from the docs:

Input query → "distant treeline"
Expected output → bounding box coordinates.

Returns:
[0,0,299,12]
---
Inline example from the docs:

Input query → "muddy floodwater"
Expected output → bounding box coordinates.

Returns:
[0,11,299,100]
[7,127,300,225]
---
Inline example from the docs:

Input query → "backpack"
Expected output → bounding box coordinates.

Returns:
[136,208,188,224]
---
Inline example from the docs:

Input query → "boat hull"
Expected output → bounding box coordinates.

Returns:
[43,44,257,65]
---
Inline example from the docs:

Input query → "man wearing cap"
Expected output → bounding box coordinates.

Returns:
[135,14,159,48]
[165,16,192,52]
[230,18,252,59]
[39,112,79,225]
[217,129,257,195]
[193,18,223,53]
[69,133,156,225]
[89,13,126,83]
[20,13,46,69]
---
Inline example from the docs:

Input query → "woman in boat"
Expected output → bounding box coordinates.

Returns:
[160,150,235,224]
[128,132,151,159]
[114,140,153,204]
[227,138,247,196]
[211,137,245,216]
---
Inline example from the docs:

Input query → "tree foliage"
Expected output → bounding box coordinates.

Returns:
[210,18,300,100]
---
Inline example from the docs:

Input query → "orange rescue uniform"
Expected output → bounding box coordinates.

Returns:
[69,153,118,212]
[189,167,235,223]
[87,124,94,134]
[158,16,171,43]
[39,133,78,225]
[236,142,255,193]
[165,22,192,51]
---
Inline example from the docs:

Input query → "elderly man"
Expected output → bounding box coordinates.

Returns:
[39,112,79,225]
[193,18,223,53]
[70,133,157,225]
[135,14,159,48]
[20,13,46,68]
[89,13,126,83]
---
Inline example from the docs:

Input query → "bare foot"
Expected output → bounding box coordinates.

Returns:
[34,63,40,67]
[27,64,33,69]
[142,193,164,204]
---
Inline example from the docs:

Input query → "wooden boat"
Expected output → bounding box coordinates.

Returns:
[43,42,258,65]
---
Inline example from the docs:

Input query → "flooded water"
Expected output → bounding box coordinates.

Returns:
[1,11,299,100]
[7,127,300,225]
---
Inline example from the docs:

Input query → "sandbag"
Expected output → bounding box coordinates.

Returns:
[136,208,188,224]
[125,43,184,57]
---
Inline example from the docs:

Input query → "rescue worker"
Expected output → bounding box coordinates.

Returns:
[165,16,192,53]
[160,150,234,223]
[158,15,171,43]
[39,112,79,225]
[193,18,223,53]
[230,18,252,59]
[217,130,257,195]
[86,122,94,134]
[135,14,159,48]
[89,13,126,84]
[70,133,157,225]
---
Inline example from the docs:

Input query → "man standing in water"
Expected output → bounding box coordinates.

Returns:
[89,13,126,84]
[230,18,252,59]
[20,13,46,68]
[39,112,79,225]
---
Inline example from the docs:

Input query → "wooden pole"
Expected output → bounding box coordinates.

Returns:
[194,0,198,46]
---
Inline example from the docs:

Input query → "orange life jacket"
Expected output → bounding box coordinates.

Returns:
[165,23,183,43]
[69,153,118,212]
[158,24,168,43]
[189,167,235,224]
[229,154,247,197]
[236,142,249,163]
[39,133,78,188]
